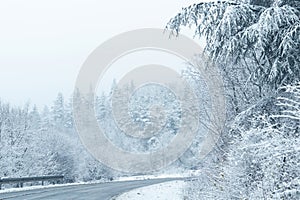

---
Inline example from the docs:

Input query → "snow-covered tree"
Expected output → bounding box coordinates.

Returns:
[51,93,65,127]
[223,83,300,199]
[184,82,300,199]
[167,0,300,112]
[0,93,114,187]
[168,1,300,198]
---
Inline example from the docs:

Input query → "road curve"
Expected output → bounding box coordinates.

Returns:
[0,178,181,200]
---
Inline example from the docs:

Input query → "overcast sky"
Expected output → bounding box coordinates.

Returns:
[0,0,204,108]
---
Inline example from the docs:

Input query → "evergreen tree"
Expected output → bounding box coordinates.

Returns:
[167,0,300,112]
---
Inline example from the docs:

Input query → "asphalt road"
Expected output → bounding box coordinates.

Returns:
[0,178,181,200]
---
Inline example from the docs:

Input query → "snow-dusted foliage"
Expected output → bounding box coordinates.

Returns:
[0,94,113,187]
[167,0,300,113]
[0,75,208,187]
[168,0,300,199]
[224,82,300,199]
[184,82,300,199]
[92,77,210,169]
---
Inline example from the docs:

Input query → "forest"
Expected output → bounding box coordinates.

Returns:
[0,0,299,199]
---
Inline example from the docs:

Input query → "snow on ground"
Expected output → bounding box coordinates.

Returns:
[114,170,201,182]
[0,170,200,195]
[113,180,186,200]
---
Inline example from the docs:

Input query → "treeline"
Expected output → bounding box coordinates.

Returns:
[0,93,112,184]
[0,80,207,186]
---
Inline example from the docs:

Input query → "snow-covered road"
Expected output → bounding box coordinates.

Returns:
[0,178,181,200]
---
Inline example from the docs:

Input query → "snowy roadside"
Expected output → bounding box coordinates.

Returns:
[113,170,201,182]
[0,179,107,194]
[0,170,199,195]
[112,180,186,200]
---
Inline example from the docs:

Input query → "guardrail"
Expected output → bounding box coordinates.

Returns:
[0,175,64,190]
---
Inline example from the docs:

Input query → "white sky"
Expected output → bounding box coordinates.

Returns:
[0,0,204,108]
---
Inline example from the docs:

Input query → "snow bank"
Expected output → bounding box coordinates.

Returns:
[113,180,186,200]
[114,170,201,182]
